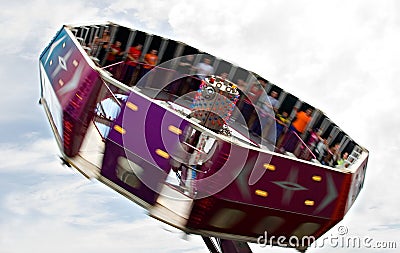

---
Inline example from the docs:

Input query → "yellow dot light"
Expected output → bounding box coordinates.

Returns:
[305,200,315,206]
[126,102,138,111]
[255,189,268,197]
[168,125,182,135]
[263,163,276,171]
[114,125,126,135]
[312,175,322,182]
[155,149,170,159]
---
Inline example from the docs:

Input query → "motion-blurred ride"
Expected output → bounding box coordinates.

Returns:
[39,22,369,253]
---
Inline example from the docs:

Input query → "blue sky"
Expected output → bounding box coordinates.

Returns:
[1,0,400,252]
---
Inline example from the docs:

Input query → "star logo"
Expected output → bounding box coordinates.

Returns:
[58,55,68,71]
[51,48,73,79]
[272,168,308,205]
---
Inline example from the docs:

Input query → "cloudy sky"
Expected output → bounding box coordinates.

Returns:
[1,0,399,252]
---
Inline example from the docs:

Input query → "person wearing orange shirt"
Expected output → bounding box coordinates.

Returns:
[143,49,158,69]
[138,49,158,82]
[283,108,313,153]
[291,108,313,134]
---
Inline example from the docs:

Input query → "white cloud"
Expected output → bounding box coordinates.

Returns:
[0,138,63,174]
[0,0,111,56]
[106,0,181,30]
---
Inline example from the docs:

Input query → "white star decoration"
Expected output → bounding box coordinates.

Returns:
[51,48,73,79]
[58,55,68,71]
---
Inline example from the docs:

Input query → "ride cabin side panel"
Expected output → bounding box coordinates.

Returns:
[40,27,102,157]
